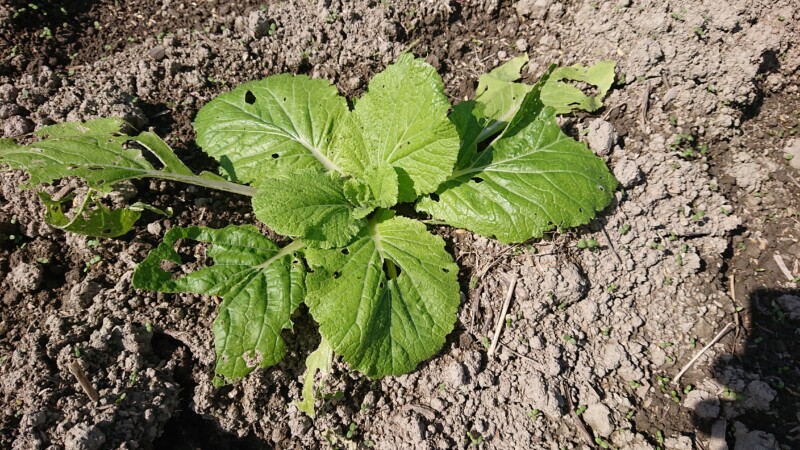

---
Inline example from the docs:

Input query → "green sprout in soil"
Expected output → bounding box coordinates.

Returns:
[466,431,484,446]
[595,437,612,449]
[345,423,358,439]
[83,255,101,272]
[694,26,706,38]
[0,55,617,416]
[723,386,743,400]
[576,238,599,249]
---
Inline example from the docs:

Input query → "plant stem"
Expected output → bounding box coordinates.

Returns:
[60,188,94,229]
[148,171,256,197]
[420,219,449,225]
[259,239,306,269]
[367,213,398,278]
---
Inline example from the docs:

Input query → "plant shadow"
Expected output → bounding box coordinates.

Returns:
[691,287,800,447]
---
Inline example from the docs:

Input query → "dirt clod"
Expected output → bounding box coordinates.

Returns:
[7,262,43,293]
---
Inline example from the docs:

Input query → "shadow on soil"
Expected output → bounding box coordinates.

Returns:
[694,288,800,447]
[150,333,271,450]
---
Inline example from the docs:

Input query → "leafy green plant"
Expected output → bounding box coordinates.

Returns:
[0,54,616,413]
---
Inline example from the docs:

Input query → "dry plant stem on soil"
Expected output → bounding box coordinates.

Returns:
[599,222,623,266]
[639,81,652,125]
[487,273,518,357]
[672,322,736,386]
[730,273,742,352]
[773,252,796,281]
[468,245,518,329]
[67,360,100,403]
[499,341,537,364]
[560,380,595,447]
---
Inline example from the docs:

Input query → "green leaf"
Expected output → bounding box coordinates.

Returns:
[194,75,348,184]
[32,118,126,138]
[417,84,617,243]
[343,162,399,211]
[252,169,365,248]
[38,190,142,238]
[305,211,460,378]
[331,54,459,203]
[359,162,399,208]
[473,54,533,140]
[1,119,143,192]
[132,225,306,385]
[480,54,530,84]
[133,131,194,176]
[540,60,616,114]
[449,66,555,171]
[0,119,254,196]
[295,337,333,418]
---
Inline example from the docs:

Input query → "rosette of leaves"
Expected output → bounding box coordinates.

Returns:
[0,54,617,414]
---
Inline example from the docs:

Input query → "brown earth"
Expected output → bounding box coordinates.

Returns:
[0,0,799,449]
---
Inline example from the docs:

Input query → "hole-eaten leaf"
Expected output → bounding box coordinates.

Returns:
[242,350,263,369]
[569,80,599,97]
[382,258,402,280]
[2,55,619,398]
